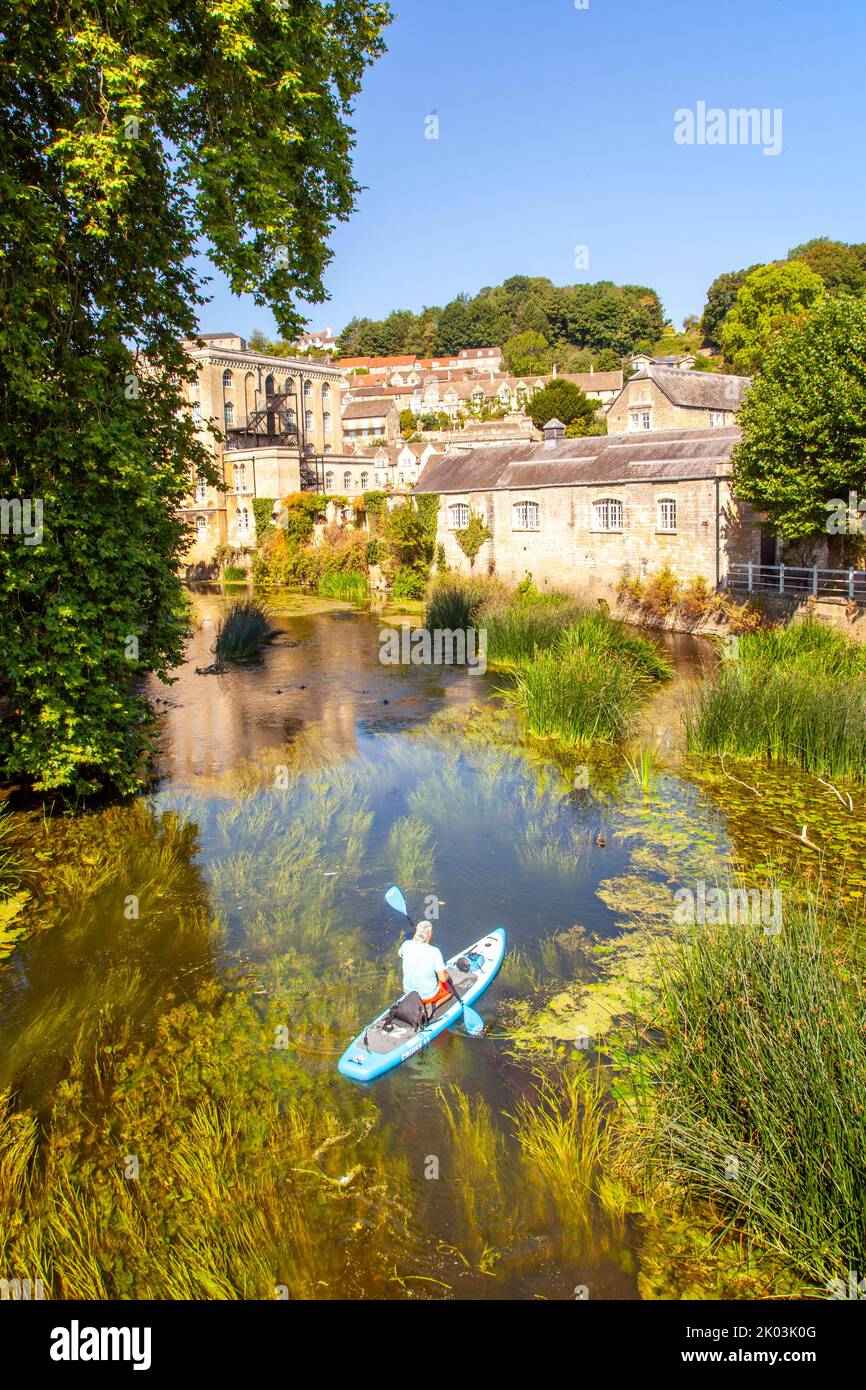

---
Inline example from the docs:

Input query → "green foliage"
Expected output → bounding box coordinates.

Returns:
[455,511,492,568]
[503,331,552,376]
[399,408,416,438]
[733,296,866,539]
[251,498,276,544]
[685,619,866,781]
[503,649,647,747]
[317,571,368,603]
[0,0,389,793]
[362,491,388,526]
[213,599,275,665]
[425,575,492,630]
[720,261,825,374]
[391,568,426,600]
[642,889,866,1287]
[526,379,605,434]
[335,276,664,360]
[699,267,758,347]
[221,566,248,583]
[788,237,866,296]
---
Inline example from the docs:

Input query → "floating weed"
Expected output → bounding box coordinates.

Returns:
[386,815,436,888]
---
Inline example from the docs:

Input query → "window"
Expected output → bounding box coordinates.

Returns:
[305,409,314,432]
[709,411,726,428]
[321,383,330,401]
[343,471,353,491]
[237,506,250,533]
[593,498,623,532]
[657,497,677,533]
[360,472,369,490]
[265,374,275,399]
[324,444,332,455]
[233,462,247,492]
[195,477,207,504]
[287,408,296,424]
[224,402,234,425]
[513,500,540,531]
[325,471,334,490]
[448,503,470,530]
[303,379,312,398]
[629,410,652,432]
[222,369,233,388]
[323,411,331,434]
[196,515,207,537]
[191,401,202,427]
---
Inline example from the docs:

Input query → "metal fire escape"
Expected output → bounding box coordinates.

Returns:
[223,388,324,491]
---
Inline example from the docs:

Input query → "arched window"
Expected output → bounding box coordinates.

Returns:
[323,411,331,434]
[284,378,294,397]
[222,369,233,388]
[191,400,202,427]
[513,500,540,531]
[360,472,369,490]
[303,379,312,398]
[321,383,330,401]
[195,476,207,504]
[265,374,275,400]
[224,402,234,425]
[325,471,334,490]
[343,471,353,491]
[305,409,314,432]
[324,444,332,455]
[448,503,470,530]
[593,498,623,532]
[287,407,296,424]
[196,515,207,537]
[237,506,250,533]
[233,462,247,492]
[657,497,677,533]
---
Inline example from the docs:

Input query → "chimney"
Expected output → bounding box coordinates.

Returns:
[543,418,565,447]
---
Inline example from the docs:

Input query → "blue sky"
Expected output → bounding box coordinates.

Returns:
[196,0,866,340]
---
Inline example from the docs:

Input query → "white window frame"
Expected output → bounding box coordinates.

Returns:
[343,471,353,491]
[448,503,470,530]
[360,472,369,490]
[709,410,726,428]
[657,497,677,533]
[196,515,207,536]
[513,500,540,531]
[325,471,334,490]
[629,410,652,432]
[592,498,623,533]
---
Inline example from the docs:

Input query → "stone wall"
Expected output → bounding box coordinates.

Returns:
[436,476,762,599]
[606,376,735,434]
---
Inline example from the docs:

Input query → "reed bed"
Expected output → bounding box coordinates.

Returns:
[685,626,866,782]
[317,571,368,603]
[213,598,275,664]
[629,890,866,1288]
[503,650,649,747]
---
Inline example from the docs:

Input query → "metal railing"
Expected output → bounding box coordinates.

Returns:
[726,563,866,601]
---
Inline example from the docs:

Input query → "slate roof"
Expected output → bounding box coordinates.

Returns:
[342,399,394,420]
[413,427,740,494]
[629,367,751,410]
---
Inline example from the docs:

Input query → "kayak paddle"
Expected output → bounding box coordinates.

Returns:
[385,885,484,1036]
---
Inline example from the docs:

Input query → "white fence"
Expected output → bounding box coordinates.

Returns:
[726,563,866,601]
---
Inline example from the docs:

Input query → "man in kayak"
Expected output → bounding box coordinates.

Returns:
[398,920,453,1013]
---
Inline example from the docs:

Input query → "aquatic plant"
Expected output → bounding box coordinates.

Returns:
[425,574,493,631]
[317,570,368,603]
[630,887,866,1290]
[685,663,866,783]
[386,815,436,888]
[503,650,648,747]
[623,744,661,795]
[213,598,276,664]
[555,613,673,682]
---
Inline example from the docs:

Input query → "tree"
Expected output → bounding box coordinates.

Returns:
[399,408,417,438]
[0,0,389,793]
[732,297,866,543]
[527,380,604,434]
[503,331,551,376]
[700,267,757,347]
[719,261,825,375]
[248,330,271,352]
[788,238,866,296]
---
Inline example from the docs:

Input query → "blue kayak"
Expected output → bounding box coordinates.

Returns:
[338,928,506,1083]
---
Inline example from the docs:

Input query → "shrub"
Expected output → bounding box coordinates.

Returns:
[317,571,368,602]
[641,565,680,617]
[221,565,248,582]
[213,598,275,664]
[455,510,492,567]
[425,575,493,630]
[391,568,427,601]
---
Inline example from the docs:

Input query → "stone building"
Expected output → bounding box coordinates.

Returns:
[413,425,761,595]
[341,398,400,445]
[180,332,352,567]
[607,366,750,434]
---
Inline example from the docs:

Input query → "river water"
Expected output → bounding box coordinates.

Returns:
[1,590,742,1300]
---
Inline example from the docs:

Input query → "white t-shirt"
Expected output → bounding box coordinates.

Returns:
[398,938,445,999]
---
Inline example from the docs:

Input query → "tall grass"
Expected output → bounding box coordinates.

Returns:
[213,598,275,664]
[632,889,866,1288]
[686,622,866,782]
[425,574,494,630]
[317,571,368,603]
[503,649,648,746]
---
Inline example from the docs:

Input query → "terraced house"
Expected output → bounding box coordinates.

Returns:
[180,333,353,567]
[414,422,762,595]
[607,366,750,434]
